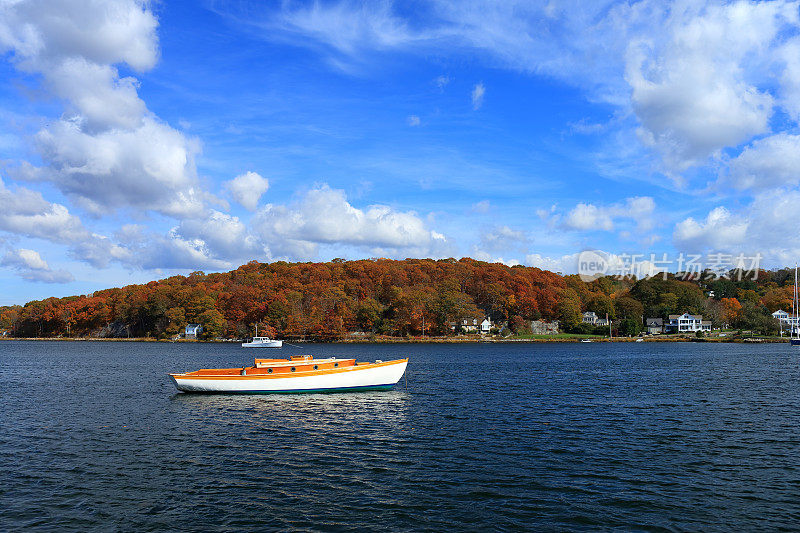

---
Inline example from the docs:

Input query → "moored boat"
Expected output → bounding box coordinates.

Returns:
[169,355,408,393]
[242,336,283,348]
[242,324,282,348]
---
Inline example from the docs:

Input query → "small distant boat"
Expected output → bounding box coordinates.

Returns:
[169,355,409,393]
[242,337,283,348]
[242,324,283,348]
[635,338,644,342]
[580,339,592,343]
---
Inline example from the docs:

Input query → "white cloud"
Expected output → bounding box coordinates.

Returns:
[563,196,655,232]
[471,200,491,214]
[524,252,580,274]
[435,75,451,90]
[32,116,205,217]
[0,0,211,219]
[476,225,527,253]
[471,82,485,110]
[225,171,270,211]
[472,251,520,266]
[407,114,421,126]
[1,248,74,283]
[672,190,800,267]
[565,203,614,231]
[0,0,159,72]
[254,0,800,177]
[625,2,796,172]
[252,184,452,259]
[0,177,89,243]
[174,210,261,261]
[111,223,235,271]
[673,206,749,252]
[726,133,800,190]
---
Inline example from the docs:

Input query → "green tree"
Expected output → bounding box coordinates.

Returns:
[198,309,226,339]
[558,288,581,330]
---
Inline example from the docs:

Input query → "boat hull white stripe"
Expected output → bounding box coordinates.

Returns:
[172,360,407,393]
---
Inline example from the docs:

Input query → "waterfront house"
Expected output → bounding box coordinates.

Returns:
[480,318,493,333]
[596,317,610,327]
[449,318,480,332]
[185,323,203,339]
[773,309,790,323]
[531,320,559,335]
[665,313,711,333]
[645,318,664,334]
[582,311,598,324]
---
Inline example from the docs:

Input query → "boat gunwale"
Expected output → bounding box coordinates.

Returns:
[169,357,408,380]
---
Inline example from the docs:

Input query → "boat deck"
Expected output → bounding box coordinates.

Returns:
[177,357,358,377]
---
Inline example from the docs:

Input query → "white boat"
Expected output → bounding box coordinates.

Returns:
[242,336,283,348]
[169,355,409,393]
[580,339,592,343]
[242,324,282,348]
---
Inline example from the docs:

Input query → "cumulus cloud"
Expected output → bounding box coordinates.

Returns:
[476,225,527,253]
[624,2,793,171]
[563,196,655,232]
[252,185,452,259]
[32,116,205,217]
[471,82,485,110]
[726,133,800,190]
[1,248,74,283]
[110,223,235,271]
[673,206,749,252]
[255,0,800,176]
[524,252,580,274]
[672,190,800,266]
[0,177,89,243]
[0,0,210,218]
[225,171,270,211]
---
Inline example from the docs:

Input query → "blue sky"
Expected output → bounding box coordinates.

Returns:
[2,0,800,304]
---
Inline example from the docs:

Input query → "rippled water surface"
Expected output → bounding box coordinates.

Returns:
[3,340,800,531]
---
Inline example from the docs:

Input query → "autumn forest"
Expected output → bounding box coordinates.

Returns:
[0,258,795,340]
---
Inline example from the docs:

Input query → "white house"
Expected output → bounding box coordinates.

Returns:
[773,309,790,323]
[582,311,598,324]
[480,318,493,333]
[451,318,479,332]
[185,323,203,339]
[665,313,711,333]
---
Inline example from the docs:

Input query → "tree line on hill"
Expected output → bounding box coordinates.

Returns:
[0,258,794,340]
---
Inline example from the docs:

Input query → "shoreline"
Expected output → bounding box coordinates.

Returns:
[0,336,789,344]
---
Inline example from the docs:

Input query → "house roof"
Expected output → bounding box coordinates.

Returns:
[646,318,663,325]
[668,313,702,320]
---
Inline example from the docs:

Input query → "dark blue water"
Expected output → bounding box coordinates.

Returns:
[3,341,800,531]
